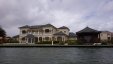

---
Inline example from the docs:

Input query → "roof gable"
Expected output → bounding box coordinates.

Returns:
[58,26,70,30]
[77,27,100,33]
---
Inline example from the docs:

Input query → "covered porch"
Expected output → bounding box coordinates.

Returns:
[53,32,68,42]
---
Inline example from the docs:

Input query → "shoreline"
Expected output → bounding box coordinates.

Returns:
[0,43,113,48]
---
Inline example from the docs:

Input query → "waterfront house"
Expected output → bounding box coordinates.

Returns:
[76,27,101,44]
[19,24,69,43]
[100,31,112,41]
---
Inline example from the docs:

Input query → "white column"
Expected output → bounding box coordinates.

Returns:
[26,38,28,43]
[31,38,32,43]
[52,41,53,45]
[56,37,57,41]
[38,37,39,42]
[62,36,63,41]
[64,36,65,42]
[34,38,35,43]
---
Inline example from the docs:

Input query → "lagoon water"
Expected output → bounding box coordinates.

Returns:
[0,48,113,64]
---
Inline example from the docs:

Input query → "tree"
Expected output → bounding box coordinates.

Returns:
[0,26,6,43]
[0,27,6,37]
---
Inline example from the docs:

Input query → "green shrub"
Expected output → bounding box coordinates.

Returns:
[53,41,59,44]
[66,40,77,45]
[10,39,19,43]
[101,40,108,45]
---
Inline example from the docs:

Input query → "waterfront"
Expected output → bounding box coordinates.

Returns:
[0,48,113,64]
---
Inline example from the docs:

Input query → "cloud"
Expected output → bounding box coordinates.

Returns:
[0,0,113,36]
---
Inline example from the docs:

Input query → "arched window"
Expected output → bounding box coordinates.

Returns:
[39,37,42,42]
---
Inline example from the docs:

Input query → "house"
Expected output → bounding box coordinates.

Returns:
[0,37,3,43]
[13,35,19,41]
[19,24,69,43]
[68,32,77,40]
[100,31,112,41]
[76,27,101,44]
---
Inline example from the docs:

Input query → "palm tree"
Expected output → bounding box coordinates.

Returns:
[0,27,6,43]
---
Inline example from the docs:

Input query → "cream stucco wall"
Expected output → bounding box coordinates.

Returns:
[100,32,112,41]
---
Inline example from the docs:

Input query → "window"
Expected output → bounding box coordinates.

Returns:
[45,37,49,41]
[22,30,27,34]
[108,37,110,40]
[39,37,42,42]
[22,37,25,41]
[45,29,50,33]
[64,31,66,33]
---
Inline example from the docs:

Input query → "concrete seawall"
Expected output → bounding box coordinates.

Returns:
[0,43,113,48]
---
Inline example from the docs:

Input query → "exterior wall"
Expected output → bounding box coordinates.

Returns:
[19,28,29,43]
[100,32,112,41]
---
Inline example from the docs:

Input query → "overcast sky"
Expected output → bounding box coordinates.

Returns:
[0,0,113,36]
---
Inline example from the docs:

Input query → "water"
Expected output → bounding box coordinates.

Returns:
[0,48,113,64]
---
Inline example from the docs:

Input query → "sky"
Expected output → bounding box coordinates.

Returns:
[0,0,113,36]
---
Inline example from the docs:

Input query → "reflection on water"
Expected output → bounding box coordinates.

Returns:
[0,48,113,64]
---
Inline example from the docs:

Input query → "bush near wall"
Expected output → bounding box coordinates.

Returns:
[9,39,19,43]
[5,40,19,43]
[100,40,112,45]
[66,40,75,45]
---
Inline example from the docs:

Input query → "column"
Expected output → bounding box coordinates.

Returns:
[64,36,65,42]
[98,34,100,43]
[30,38,33,43]
[56,37,57,41]
[62,36,63,41]
[26,38,28,43]
[38,37,39,42]
[33,38,35,43]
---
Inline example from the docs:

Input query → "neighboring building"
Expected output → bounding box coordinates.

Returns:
[0,37,3,43]
[100,31,112,41]
[76,27,101,44]
[68,32,77,40]
[19,24,69,43]
[5,37,11,43]
[13,35,19,41]
[112,33,113,38]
